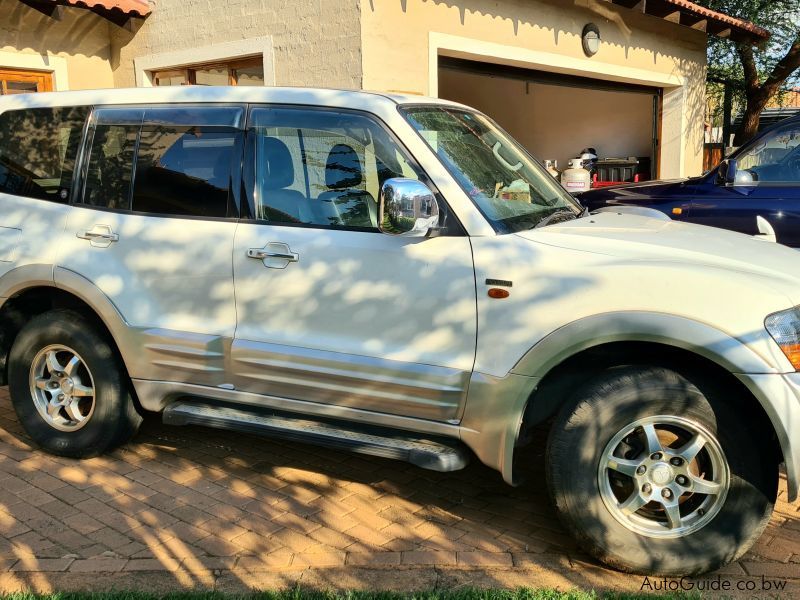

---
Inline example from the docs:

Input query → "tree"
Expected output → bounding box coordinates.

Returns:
[696,0,800,144]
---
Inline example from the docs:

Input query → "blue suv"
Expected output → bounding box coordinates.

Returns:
[581,114,800,247]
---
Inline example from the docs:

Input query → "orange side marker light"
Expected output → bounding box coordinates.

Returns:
[488,288,510,299]
[672,207,683,215]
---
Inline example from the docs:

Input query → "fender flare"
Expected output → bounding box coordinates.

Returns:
[462,311,789,488]
[512,311,783,378]
[0,265,135,377]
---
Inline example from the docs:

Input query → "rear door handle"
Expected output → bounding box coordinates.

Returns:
[247,242,299,269]
[77,224,119,247]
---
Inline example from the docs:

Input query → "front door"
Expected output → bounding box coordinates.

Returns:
[689,120,800,247]
[232,105,477,422]
[57,105,243,385]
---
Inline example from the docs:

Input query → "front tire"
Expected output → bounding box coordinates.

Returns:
[547,366,777,576]
[8,309,141,458]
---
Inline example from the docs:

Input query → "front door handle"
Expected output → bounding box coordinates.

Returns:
[77,224,119,248]
[247,242,299,269]
[247,249,298,261]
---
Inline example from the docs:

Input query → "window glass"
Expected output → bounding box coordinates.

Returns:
[82,124,138,209]
[195,67,229,86]
[132,125,236,217]
[0,106,88,201]
[234,65,264,86]
[736,123,800,184]
[152,59,263,87]
[249,108,419,229]
[153,70,188,87]
[402,106,580,234]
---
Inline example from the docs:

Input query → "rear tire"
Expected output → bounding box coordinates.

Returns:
[8,309,141,458]
[547,365,777,576]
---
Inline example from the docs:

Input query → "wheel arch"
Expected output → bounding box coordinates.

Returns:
[0,266,132,387]
[463,312,787,494]
[518,341,781,464]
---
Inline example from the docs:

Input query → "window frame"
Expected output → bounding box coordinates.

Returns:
[72,103,247,222]
[0,68,53,94]
[241,103,465,236]
[152,57,264,87]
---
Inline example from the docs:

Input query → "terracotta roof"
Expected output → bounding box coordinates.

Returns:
[663,0,769,39]
[54,0,150,17]
[609,0,770,44]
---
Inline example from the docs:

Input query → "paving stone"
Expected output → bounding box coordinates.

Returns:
[123,558,181,571]
[457,551,514,566]
[68,558,128,572]
[0,387,794,590]
[401,550,457,565]
[10,558,74,572]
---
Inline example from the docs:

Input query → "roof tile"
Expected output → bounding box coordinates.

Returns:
[58,0,150,17]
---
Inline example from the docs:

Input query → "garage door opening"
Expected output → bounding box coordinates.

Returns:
[438,57,660,183]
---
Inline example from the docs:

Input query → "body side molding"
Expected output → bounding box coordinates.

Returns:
[132,378,462,437]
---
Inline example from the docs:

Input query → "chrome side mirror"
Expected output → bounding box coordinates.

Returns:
[378,178,440,237]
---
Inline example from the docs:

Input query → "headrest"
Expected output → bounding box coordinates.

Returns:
[262,137,294,190]
[325,143,363,190]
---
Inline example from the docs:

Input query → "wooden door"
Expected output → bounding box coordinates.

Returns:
[0,69,53,95]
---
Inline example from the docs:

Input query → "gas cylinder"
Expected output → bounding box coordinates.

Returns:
[544,159,560,179]
[560,158,591,193]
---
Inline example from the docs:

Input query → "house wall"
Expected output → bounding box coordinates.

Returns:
[0,0,115,90]
[111,0,363,89]
[360,0,708,177]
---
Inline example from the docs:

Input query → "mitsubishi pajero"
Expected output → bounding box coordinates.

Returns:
[1,87,799,576]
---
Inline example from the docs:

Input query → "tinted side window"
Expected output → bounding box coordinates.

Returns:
[132,126,236,218]
[248,107,420,229]
[736,123,800,185]
[82,124,138,210]
[0,106,88,202]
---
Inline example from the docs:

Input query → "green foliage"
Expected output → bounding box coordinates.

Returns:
[696,0,799,92]
[695,0,800,137]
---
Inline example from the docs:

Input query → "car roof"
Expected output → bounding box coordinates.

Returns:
[0,86,469,113]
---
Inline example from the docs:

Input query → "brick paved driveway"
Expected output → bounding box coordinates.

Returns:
[0,387,797,594]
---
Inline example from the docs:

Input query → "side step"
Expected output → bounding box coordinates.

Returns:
[163,401,469,472]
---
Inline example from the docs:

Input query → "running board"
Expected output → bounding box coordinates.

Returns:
[162,401,469,472]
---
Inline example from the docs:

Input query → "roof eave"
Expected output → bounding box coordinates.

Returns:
[608,0,770,45]
[22,0,151,28]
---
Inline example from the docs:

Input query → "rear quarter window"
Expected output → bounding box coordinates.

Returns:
[0,106,88,202]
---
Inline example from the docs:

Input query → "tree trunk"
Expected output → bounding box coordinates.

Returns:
[735,95,769,145]
[733,35,800,146]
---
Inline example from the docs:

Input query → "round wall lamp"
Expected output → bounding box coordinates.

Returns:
[582,23,601,57]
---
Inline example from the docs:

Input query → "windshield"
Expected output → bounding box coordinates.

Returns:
[401,105,581,233]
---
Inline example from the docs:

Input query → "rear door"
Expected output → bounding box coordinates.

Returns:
[56,104,244,385]
[688,120,800,247]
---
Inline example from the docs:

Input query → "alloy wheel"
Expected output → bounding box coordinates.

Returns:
[29,344,96,432]
[598,415,730,538]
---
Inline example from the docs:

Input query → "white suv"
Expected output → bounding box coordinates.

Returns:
[0,87,798,576]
